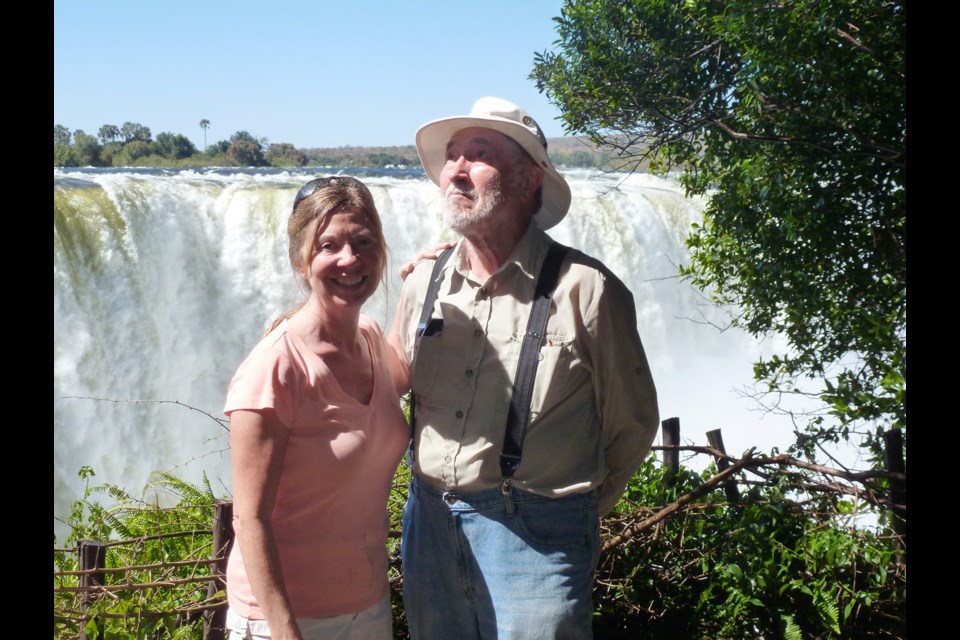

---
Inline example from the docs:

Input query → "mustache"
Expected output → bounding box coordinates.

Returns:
[446,185,476,199]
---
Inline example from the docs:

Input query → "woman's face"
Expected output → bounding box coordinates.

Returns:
[302,209,383,311]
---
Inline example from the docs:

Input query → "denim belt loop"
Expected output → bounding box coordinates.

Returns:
[501,478,515,516]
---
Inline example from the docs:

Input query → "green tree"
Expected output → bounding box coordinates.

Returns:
[73,129,102,166]
[226,138,266,166]
[266,142,307,167]
[551,149,600,169]
[229,130,260,146]
[115,140,153,165]
[199,118,211,152]
[225,131,268,165]
[54,124,75,166]
[532,0,905,460]
[98,124,120,144]
[54,144,77,167]
[100,142,123,166]
[155,132,198,160]
[54,124,72,146]
[120,121,152,143]
[365,152,415,168]
[206,139,231,156]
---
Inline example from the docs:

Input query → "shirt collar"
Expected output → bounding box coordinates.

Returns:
[450,222,551,286]
[504,222,550,281]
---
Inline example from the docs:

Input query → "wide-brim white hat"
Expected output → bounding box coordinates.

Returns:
[415,97,572,230]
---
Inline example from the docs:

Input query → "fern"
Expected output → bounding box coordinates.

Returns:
[59,450,906,640]
[782,613,802,640]
[814,590,841,636]
[54,466,225,640]
[147,470,217,505]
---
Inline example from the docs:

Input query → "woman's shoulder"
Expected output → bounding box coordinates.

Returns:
[358,314,385,337]
[233,320,308,377]
[246,319,293,355]
[225,321,306,418]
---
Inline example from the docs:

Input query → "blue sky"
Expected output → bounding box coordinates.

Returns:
[54,0,570,150]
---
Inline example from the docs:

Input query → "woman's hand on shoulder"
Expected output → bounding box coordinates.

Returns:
[399,241,457,280]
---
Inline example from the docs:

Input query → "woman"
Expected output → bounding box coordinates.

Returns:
[223,176,409,640]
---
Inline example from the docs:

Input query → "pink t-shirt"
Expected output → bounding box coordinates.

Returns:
[223,315,408,619]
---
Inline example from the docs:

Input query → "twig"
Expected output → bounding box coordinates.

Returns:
[61,396,229,432]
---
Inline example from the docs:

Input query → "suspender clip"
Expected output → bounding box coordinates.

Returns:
[501,478,515,516]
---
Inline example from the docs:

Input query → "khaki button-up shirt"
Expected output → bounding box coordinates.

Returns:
[392,223,659,514]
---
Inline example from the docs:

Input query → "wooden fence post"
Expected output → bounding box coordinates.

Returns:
[79,540,106,640]
[883,429,906,562]
[204,500,234,640]
[661,417,680,489]
[706,429,741,504]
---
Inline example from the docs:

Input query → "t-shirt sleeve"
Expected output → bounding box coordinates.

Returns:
[223,336,300,429]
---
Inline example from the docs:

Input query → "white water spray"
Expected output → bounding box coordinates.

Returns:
[54,168,799,540]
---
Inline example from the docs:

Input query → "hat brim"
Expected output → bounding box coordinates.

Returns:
[416,116,571,230]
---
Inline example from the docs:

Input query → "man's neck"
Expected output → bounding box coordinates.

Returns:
[460,220,531,281]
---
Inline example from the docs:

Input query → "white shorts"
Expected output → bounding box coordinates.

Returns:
[225,594,392,640]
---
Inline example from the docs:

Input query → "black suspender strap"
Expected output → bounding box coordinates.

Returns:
[499,242,570,479]
[408,247,454,454]
[414,247,454,351]
[407,242,571,483]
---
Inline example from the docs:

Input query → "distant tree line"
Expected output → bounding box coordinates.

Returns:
[54,121,341,169]
[53,121,609,169]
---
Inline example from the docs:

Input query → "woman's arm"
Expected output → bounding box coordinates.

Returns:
[387,242,456,395]
[397,241,457,280]
[230,409,303,640]
[386,298,411,395]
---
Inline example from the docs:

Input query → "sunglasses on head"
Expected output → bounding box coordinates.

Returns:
[292,176,356,211]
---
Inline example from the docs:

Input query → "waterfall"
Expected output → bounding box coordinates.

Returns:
[54,167,795,538]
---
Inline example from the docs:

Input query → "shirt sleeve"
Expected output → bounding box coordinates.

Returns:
[223,336,301,429]
[586,271,660,515]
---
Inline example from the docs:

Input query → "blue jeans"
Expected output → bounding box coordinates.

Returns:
[401,475,600,640]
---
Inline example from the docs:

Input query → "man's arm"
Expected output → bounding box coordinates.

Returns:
[589,275,660,515]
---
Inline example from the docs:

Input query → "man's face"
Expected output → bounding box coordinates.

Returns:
[440,127,529,235]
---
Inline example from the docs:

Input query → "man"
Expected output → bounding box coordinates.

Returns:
[389,97,660,639]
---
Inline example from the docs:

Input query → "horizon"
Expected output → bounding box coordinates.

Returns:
[54,0,570,151]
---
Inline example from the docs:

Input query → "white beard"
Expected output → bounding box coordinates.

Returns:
[443,178,505,234]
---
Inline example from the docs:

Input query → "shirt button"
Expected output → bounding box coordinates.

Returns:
[456,410,464,418]
[443,455,452,463]
[465,369,474,377]
[474,329,483,337]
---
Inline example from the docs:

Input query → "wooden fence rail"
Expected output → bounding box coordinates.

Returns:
[60,503,233,640]
[54,419,906,639]
[78,541,106,640]
[204,499,232,640]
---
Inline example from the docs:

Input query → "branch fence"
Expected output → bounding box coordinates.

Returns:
[53,418,906,640]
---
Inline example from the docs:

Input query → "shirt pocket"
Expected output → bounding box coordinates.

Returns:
[528,333,587,418]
